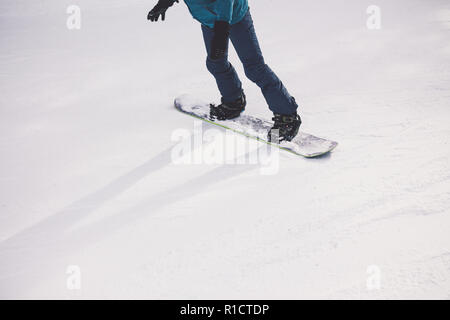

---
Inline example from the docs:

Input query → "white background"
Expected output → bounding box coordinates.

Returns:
[0,0,449,298]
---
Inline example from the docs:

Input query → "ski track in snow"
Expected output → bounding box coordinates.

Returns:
[0,0,449,298]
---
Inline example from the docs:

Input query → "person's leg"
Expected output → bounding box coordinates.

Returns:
[201,24,243,103]
[229,10,298,115]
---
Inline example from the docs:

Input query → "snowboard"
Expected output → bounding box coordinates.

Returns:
[174,94,338,158]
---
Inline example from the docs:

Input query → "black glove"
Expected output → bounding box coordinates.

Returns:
[210,21,231,60]
[147,0,178,22]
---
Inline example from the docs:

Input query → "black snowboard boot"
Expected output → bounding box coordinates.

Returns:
[268,112,302,143]
[210,92,246,121]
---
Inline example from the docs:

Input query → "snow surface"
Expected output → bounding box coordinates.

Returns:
[1,0,450,299]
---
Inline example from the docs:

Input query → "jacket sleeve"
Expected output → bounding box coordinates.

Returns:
[214,0,235,23]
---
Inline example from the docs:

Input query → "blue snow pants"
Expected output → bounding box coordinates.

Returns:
[201,9,298,115]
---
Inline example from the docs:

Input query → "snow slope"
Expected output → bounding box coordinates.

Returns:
[0,0,449,299]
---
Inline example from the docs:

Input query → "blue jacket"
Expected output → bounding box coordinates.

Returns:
[183,0,248,28]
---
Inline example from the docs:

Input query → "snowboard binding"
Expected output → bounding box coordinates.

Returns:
[210,92,246,121]
[268,112,302,143]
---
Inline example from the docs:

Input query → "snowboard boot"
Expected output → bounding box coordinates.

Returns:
[268,112,302,143]
[210,92,246,121]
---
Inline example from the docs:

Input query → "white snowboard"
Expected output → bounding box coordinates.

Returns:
[174,94,338,158]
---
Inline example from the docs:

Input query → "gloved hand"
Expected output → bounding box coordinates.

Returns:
[147,0,178,22]
[210,20,231,60]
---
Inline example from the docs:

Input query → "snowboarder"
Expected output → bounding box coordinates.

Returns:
[148,0,302,142]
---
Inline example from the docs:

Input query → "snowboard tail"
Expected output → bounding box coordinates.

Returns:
[174,94,338,158]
